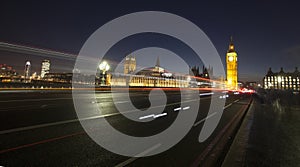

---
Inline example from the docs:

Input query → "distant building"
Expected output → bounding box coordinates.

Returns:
[41,59,50,78]
[124,55,136,74]
[244,81,258,89]
[201,66,213,79]
[190,65,213,79]
[24,61,31,82]
[0,64,18,82]
[0,64,17,77]
[44,73,72,83]
[263,67,300,91]
[190,66,200,77]
[108,56,190,87]
[31,72,38,80]
[226,37,238,90]
[135,56,171,78]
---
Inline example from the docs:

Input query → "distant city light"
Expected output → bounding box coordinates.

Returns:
[41,59,50,78]
[99,61,110,71]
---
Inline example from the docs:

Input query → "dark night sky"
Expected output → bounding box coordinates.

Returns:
[1,0,300,82]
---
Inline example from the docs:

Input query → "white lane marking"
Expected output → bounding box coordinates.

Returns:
[0,97,214,135]
[199,92,214,96]
[40,105,48,108]
[139,113,168,120]
[139,114,155,120]
[154,113,167,118]
[182,106,190,110]
[223,103,232,109]
[115,143,161,167]
[234,99,239,103]
[174,107,182,111]
[193,102,235,127]
[0,111,134,135]
[193,112,217,127]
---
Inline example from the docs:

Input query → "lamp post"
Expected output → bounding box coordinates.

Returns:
[99,61,110,86]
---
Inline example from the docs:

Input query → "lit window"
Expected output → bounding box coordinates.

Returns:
[278,76,282,82]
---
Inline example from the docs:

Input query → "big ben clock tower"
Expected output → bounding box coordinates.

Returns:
[226,37,238,90]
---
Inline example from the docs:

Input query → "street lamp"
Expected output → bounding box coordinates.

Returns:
[99,61,110,86]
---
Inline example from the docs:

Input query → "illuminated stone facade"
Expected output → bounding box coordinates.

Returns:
[124,55,136,74]
[108,56,190,87]
[41,59,50,78]
[263,67,300,91]
[226,37,238,90]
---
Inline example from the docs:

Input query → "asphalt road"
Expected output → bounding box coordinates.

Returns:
[0,89,252,166]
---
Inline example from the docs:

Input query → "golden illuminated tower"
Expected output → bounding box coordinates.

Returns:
[226,37,238,90]
[124,55,136,74]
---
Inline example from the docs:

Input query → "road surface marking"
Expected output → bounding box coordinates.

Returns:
[223,103,232,109]
[191,100,251,167]
[199,92,214,96]
[139,113,167,120]
[193,112,217,127]
[0,131,85,154]
[0,97,211,135]
[174,107,182,111]
[0,112,131,135]
[139,114,155,120]
[154,113,167,118]
[193,102,234,127]
[234,99,239,103]
[0,97,72,103]
[115,143,161,167]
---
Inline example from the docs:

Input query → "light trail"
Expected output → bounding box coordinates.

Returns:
[0,41,77,61]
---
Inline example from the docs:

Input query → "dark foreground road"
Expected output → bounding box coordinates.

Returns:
[0,90,252,166]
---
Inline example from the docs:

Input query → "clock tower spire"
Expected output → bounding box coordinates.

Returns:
[228,36,235,52]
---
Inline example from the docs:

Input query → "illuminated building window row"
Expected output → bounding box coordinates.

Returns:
[110,73,190,88]
[263,67,300,91]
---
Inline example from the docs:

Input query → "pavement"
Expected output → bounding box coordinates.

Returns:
[222,95,300,167]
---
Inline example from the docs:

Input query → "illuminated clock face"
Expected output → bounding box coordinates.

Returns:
[228,56,234,62]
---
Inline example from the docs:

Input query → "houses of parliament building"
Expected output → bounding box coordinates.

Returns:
[105,37,238,88]
[107,56,192,87]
